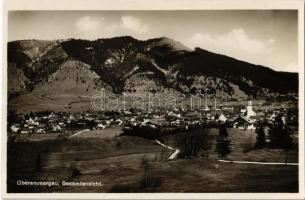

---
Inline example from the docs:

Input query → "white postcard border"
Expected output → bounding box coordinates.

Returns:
[1,0,304,199]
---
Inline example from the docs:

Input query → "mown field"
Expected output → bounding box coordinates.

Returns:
[7,128,298,193]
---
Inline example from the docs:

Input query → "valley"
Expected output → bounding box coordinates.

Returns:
[7,35,300,193]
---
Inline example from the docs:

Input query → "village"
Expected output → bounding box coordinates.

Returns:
[6,98,299,193]
[8,99,298,138]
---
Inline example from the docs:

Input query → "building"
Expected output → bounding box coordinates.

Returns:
[233,116,251,129]
[218,114,227,123]
[245,100,257,119]
[234,101,257,130]
[10,123,21,133]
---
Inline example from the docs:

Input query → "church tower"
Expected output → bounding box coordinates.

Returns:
[246,100,256,119]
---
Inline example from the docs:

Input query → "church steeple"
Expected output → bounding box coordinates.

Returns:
[246,100,256,119]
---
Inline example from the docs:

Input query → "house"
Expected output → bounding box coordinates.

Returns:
[170,119,180,127]
[35,123,46,133]
[235,100,258,127]
[218,114,227,123]
[123,110,132,115]
[105,120,111,125]
[36,128,46,133]
[21,127,31,134]
[223,106,234,111]
[116,119,123,125]
[150,118,168,127]
[149,124,157,129]
[246,124,256,131]
[141,119,150,126]
[167,111,182,119]
[97,123,106,129]
[10,123,21,133]
[58,122,66,127]
[240,109,247,115]
[52,124,62,132]
[26,117,39,126]
[26,117,35,124]
[233,116,251,129]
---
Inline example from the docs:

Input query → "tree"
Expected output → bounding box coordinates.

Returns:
[219,125,228,138]
[35,153,42,170]
[139,155,163,191]
[286,109,292,126]
[269,115,284,148]
[255,125,266,149]
[216,126,231,158]
[269,115,293,164]
[115,140,121,150]
[282,126,293,164]
[177,128,209,158]
[69,163,81,177]
[141,156,151,189]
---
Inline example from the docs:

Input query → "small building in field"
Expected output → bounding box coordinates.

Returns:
[218,114,227,123]
[10,123,21,133]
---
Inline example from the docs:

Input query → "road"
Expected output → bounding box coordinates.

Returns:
[218,159,298,166]
[70,129,90,138]
[155,140,180,160]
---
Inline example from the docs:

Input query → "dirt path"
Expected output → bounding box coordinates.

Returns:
[155,140,180,160]
[218,159,298,166]
[70,129,90,138]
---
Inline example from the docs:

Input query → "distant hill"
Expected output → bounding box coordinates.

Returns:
[8,36,298,111]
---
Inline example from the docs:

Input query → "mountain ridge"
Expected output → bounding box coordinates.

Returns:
[8,36,298,105]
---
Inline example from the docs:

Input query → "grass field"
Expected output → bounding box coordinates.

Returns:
[71,127,123,138]
[7,128,299,193]
[9,93,297,114]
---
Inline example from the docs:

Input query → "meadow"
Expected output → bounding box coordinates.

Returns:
[7,127,298,193]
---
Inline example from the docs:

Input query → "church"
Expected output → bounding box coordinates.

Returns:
[245,100,257,121]
[233,100,257,131]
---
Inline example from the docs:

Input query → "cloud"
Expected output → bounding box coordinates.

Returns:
[75,16,102,31]
[74,15,149,39]
[104,23,120,32]
[268,38,275,44]
[120,15,149,34]
[187,29,275,65]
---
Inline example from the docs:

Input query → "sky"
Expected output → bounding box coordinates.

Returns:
[8,10,298,72]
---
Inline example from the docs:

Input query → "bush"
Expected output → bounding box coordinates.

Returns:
[69,163,81,177]
[178,132,208,158]
[255,125,266,149]
[215,126,231,158]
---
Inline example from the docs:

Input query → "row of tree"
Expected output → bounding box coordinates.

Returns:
[178,114,294,160]
[255,115,293,163]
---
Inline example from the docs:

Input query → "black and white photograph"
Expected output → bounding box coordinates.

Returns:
[1,0,304,199]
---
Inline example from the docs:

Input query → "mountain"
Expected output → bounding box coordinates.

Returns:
[7,36,298,112]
